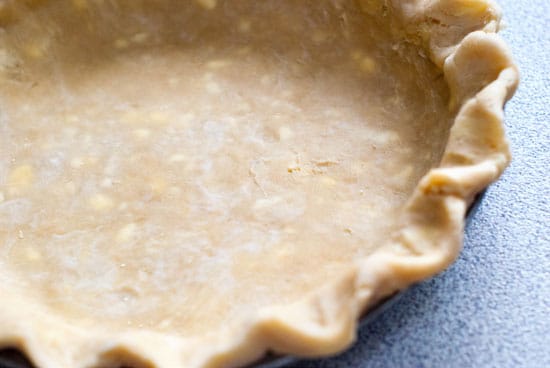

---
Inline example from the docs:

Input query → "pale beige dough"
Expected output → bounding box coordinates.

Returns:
[0,1,518,367]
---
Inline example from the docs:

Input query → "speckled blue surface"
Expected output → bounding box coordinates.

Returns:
[289,1,550,367]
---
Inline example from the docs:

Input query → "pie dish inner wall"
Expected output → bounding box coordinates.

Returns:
[0,0,453,341]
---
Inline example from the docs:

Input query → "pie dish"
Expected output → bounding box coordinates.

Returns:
[0,0,518,367]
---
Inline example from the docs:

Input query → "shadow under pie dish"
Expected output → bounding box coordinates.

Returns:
[0,0,518,367]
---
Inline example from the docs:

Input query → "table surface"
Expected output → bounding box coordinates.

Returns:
[289,1,550,367]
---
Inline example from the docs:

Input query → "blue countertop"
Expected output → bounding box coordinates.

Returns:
[291,1,550,367]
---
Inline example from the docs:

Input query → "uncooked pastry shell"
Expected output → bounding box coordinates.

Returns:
[0,0,518,367]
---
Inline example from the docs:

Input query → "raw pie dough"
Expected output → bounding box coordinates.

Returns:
[0,1,518,367]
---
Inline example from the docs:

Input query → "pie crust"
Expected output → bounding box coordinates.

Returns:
[0,1,518,367]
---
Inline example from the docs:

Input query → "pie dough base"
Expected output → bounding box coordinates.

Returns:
[0,1,518,368]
